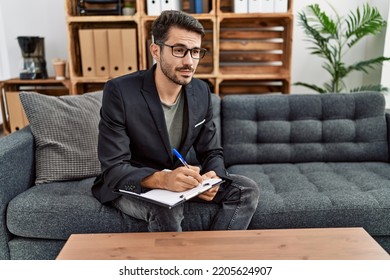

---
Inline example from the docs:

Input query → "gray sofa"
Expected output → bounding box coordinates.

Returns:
[1,91,390,259]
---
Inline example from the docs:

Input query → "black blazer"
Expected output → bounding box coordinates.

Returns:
[92,66,229,203]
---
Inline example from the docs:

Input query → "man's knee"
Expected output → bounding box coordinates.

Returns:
[230,174,260,207]
[148,204,184,232]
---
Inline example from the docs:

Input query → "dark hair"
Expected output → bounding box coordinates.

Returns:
[152,10,205,43]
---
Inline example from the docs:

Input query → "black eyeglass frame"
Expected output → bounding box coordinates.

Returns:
[156,42,207,59]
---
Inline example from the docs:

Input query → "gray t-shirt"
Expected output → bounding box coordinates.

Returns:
[161,91,184,150]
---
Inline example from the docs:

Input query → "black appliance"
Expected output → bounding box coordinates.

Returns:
[17,36,48,80]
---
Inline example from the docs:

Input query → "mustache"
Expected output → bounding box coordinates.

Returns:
[176,66,194,72]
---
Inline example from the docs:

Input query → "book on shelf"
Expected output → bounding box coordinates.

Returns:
[187,0,210,14]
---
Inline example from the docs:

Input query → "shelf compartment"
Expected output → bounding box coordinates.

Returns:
[67,21,139,79]
[181,0,215,15]
[218,0,293,14]
[142,0,215,16]
[66,0,140,17]
[218,16,292,77]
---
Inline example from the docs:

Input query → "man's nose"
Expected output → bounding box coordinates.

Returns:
[182,50,194,65]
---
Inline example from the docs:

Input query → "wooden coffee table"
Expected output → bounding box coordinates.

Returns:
[56,227,390,260]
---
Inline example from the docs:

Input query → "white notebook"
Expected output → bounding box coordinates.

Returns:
[116,178,223,209]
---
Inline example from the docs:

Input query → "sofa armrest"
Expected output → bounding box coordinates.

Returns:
[386,110,390,161]
[0,126,35,259]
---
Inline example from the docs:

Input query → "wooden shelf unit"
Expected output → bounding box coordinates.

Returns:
[0,78,71,134]
[64,0,293,95]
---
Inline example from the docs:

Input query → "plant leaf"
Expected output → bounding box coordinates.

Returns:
[294,82,327,93]
[306,4,338,35]
[295,3,388,95]
[346,56,390,74]
[298,6,334,61]
[349,84,388,93]
[346,4,387,47]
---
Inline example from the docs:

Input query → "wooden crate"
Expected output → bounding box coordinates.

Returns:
[218,16,292,76]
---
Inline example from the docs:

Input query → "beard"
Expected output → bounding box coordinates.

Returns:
[160,55,195,86]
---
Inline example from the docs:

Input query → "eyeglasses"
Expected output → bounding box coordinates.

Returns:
[157,42,207,59]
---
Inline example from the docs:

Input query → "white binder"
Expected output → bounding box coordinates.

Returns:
[161,0,181,11]
[248,0,262,13]
[147,0,161,15]
[274,0,288,13]
[233,0,248,13]
[261,0,274,12]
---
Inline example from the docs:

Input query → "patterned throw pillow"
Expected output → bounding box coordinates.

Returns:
[19,91,102,184]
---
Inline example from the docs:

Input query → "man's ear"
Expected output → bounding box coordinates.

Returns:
[150,43,160,62]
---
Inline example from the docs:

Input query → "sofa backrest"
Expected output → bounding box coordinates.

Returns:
[222,92,389,166]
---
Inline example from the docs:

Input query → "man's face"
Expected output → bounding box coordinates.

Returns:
[158,27,202,86]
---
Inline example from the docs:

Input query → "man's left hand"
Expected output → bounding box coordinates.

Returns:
[198,171,220,201]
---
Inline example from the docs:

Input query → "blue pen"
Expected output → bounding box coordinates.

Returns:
[173,149,190,169]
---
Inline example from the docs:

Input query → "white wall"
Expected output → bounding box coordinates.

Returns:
[0,0,68,80]
[0,0,389,125]
[381,0,390,106]
[0,4,9,124]
[0,5,10,80]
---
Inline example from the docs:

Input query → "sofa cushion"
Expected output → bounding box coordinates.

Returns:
[227,162,390,235]
[222,92,388,166]
[6,178,219,240]
[19,91,102,184]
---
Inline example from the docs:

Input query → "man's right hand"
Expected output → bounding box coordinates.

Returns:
[141,165,202,192]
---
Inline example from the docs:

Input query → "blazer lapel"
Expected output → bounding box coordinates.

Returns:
[140,68,172,157]
[180,83,198,152]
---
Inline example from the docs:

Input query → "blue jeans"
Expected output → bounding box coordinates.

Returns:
[111,174,260,232]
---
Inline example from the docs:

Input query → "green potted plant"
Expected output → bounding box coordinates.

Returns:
[295,3,390,93]
[122,0,135,16]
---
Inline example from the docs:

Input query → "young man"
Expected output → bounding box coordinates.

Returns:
[92,10,260,231]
